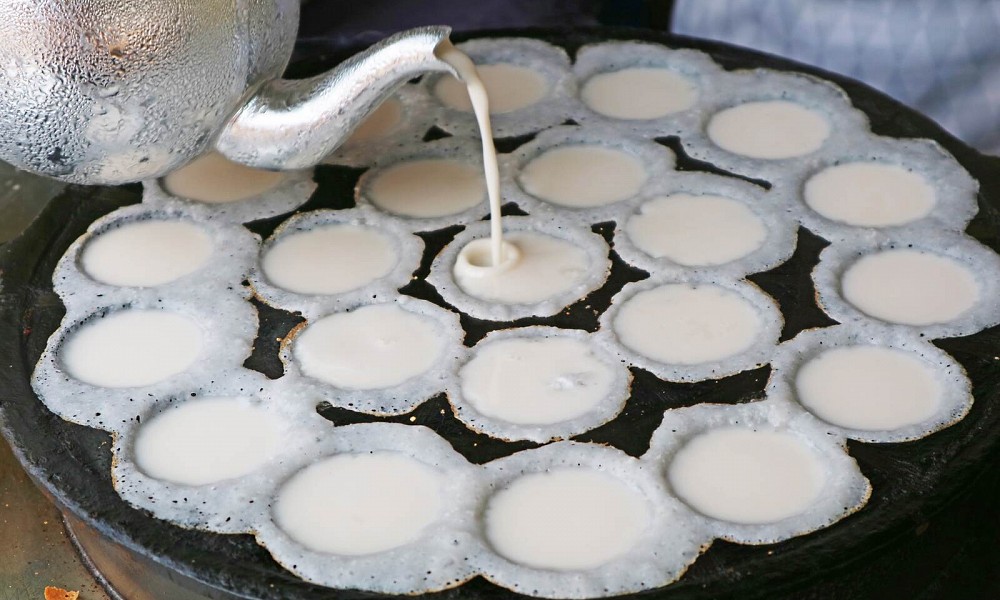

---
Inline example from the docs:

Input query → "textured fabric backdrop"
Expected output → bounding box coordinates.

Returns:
[673,0,1000,155]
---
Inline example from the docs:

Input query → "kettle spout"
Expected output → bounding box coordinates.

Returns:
[214,26,459,170]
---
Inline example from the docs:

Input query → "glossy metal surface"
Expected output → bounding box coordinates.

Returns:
[0,1,454,185]
[0,0,293,185]
[63,511,220,600]
[216,27,457,170]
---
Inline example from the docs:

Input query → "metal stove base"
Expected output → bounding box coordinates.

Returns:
[63,512,223,600]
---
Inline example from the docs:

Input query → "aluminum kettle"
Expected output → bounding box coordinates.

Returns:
[0,0,458,185]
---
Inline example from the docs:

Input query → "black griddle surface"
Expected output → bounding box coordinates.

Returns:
[2,27,1000,600]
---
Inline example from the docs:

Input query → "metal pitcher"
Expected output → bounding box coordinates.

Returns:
[0,0,458,184]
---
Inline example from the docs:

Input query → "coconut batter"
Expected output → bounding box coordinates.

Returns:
[667,427,826,524]
[625,193,767,266]
[841,249,979,326]
[613,283,763,365]
[163,151,286,203]
[582,67,697,120]
[519,145,648,208]
[707,100,830,159]
[274,452,444,555]
[804,162,936,227]
[459,336,617,425]
[61,310,203,388]
[795,346,943,430]
[262,224,396,295]
[134,397,282,486]
[293,304,445,390]
[81,220,213,287]
[484,468,650,570]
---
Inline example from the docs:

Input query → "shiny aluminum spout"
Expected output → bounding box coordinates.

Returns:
[214,26,459,171]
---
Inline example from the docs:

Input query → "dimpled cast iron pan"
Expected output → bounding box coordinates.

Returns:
[2,27,1000,600]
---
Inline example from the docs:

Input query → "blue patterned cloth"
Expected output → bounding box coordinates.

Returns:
[673,0,1000,155]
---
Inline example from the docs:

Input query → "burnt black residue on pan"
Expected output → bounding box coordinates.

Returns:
[2,28,1000,600]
